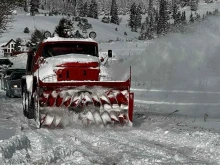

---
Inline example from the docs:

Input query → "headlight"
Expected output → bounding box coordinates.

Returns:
[13,85,18,88]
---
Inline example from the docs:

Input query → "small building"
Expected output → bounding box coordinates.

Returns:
[1,39,31,56]
[20,39,30,52]
[1,39,16,57]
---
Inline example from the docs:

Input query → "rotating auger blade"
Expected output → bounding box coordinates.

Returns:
[38,85,134,128]
[101,111,112,126]
[93,111,105,127]
[53,115,62,127]
[42,114,54,127]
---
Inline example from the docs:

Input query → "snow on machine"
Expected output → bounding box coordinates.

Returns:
[21,34,134,128]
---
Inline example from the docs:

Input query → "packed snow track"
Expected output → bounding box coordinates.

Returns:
[0,88,220,164]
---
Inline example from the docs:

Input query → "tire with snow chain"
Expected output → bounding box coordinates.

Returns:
[27,94,35,119]
[22,85,35,119]
[22,86,27,117]
[34,94,41,129]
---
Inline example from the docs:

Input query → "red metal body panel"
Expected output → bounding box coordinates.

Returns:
[56,68,100,81]
[39,79,131,90]
[55,61,100,81]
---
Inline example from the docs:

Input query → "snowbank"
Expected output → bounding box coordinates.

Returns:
[0,134,30,159]
[9,53,27,69]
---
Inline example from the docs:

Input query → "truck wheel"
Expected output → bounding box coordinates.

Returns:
[34,95,41,129]
[22,85,34,119]
[27,95,35,119]
[22,86,27,117]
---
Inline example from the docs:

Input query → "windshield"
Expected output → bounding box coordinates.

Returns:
[11,72,25,80]
[42,43,98,58]
[6,69,25,76]
[0,59,11,65]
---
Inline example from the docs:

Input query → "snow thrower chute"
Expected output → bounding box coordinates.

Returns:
[21,36,134,128]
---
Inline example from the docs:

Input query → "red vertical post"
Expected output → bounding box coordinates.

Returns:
[128,92,134,122]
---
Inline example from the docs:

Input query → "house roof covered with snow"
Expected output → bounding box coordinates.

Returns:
[1,39,15,47]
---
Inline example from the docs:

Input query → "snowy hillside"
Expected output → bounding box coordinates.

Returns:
[0,8,138,44]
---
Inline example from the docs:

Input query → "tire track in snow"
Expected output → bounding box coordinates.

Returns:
[25,129,104,164]
[63,128,199,164]
[125,129,220,164]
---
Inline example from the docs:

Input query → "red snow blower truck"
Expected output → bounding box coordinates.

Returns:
[21,32,134,128]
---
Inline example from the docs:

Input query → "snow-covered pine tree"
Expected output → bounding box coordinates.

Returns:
[110,0,114,16]
[30,0,40,16]
[145,0,155,39]
[24,0,28,12]
[157,0,169,35]
[88,2,93,18]
[175,11,181,24]
[93,1,98,19]
[0,0,21,35]
[172,3,179,24]
[181,11,186,24]
[88,0,98,19]
[14,38,22,52]
[148,0,153,17]
[190,0,198,11]
[31,29,45,43]
[136,3,142,28]
[55,18,73,37]
[84,2,88,17]
[24,27,30,33]
[77,21,83,29]
[110,0,119,25]
[195,12,201,21]
[147,13,155,39]
[189,12,194,23]
[139,16,149,40]
[181,0,190,7]
[71,0,77,16]
[129,3,137,32]
[202,14,205,20]
[78,1,85,17]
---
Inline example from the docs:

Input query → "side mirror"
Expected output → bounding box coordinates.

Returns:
[108,50,112,58]
[9,62,13,67]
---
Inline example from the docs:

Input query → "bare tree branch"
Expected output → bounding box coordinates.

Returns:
[0,0,24,35]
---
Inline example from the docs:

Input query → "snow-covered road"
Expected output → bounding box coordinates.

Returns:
[1,89,220,164]
[133,87,220,119]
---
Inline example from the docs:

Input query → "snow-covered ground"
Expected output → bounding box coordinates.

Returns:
[1,2,220,164]
[0,90,220,164]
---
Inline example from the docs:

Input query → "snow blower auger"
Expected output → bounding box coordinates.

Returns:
[21,35,134,128]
